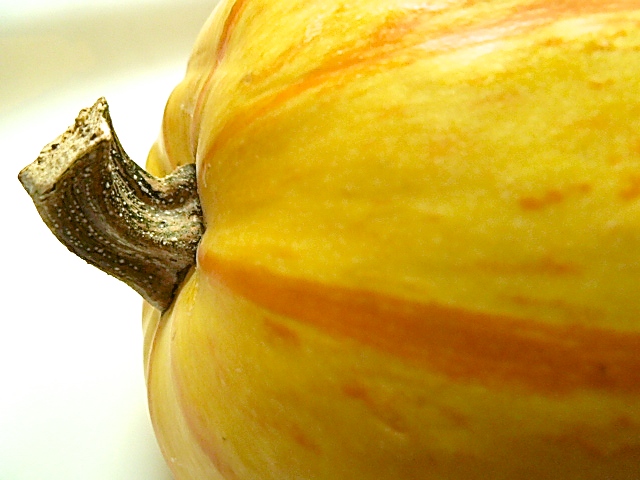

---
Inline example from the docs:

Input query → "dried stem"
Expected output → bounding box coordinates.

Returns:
[18,97,204,311]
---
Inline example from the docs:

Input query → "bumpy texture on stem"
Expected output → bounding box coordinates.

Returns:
[18,98,204,311]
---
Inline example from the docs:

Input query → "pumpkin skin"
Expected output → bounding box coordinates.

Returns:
[142,0,640,479]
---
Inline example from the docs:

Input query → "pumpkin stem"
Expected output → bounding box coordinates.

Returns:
[18,97,204,311]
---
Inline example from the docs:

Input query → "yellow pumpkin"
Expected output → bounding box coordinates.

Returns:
[141,0,640,478]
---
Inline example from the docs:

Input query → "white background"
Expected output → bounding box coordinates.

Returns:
[0,1,218,478]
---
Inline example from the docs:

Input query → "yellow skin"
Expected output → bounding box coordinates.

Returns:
[142,0,640,478]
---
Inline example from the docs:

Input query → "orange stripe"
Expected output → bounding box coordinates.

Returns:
[145,311,240,479]
[213,0,248,66]
[515,0,640,18]
[190,0,249,158]
[199,1,639,167]
[199,251,640,394]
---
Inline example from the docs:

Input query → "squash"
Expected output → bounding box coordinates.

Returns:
[20,1,640,479]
